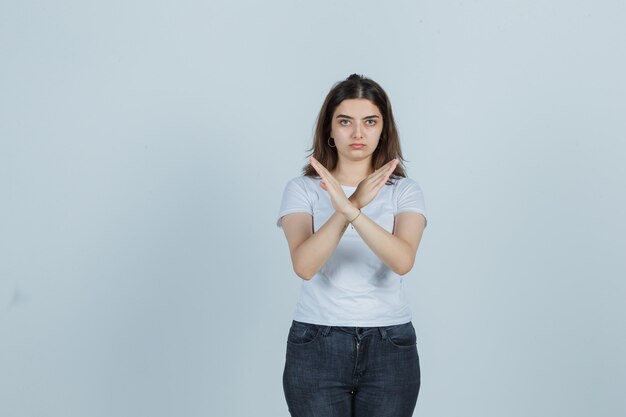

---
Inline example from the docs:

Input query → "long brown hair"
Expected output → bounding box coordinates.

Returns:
[303,74,407,181]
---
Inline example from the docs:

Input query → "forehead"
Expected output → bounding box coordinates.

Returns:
[333,99,381,117]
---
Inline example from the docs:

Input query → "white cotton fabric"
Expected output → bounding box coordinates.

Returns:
[276,175,427,327]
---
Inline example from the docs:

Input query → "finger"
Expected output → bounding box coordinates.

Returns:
[310,156,321,171]
[310,157,328,179]
[311,156,328,170]
[388,159,398,174]
[374,160,398,187]
[367,159,397,183]
[384,160,398,179]
[312,159,340,189]
[374,159,397,176]
[312,164,336,192]
[381,158,397,169]
[375,170,390,187]
[382,162,398,184]
[312,158,333,178]
[310,157,329,179]
[365,161,392,182]
[370,159,394,176]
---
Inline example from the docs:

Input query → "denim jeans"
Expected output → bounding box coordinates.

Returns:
[283,320,420,417]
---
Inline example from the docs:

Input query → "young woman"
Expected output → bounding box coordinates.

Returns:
[276,74,427,417]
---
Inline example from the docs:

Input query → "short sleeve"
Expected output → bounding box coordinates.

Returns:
[276,177,313,228]
[395,178,428,228]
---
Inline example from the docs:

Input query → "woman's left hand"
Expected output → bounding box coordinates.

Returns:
[310,156,358,218]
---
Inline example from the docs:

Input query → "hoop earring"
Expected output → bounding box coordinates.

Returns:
[327,137,336,147]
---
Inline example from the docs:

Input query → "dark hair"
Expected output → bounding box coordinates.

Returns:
[302,74,407,180]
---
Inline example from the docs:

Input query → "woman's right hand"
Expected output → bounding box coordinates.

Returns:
[350,159,399,209]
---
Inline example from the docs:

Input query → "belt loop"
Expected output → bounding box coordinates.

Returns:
[378,326,388,340]
[322,326,332,337]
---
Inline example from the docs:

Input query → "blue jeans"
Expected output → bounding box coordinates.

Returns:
[283,320,420,417]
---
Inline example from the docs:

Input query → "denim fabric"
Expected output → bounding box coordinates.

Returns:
[283,320,420,417]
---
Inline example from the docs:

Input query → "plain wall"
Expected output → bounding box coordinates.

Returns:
[1,1,625,416]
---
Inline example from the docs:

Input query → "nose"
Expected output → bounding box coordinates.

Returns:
[353,123,363,139]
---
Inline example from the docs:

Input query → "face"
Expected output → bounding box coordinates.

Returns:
[330,98,383,163]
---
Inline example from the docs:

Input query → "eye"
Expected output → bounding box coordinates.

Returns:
[339,119,351,126]
[365,119,377,126]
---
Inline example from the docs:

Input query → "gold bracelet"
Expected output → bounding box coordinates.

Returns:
[348,209,361,223]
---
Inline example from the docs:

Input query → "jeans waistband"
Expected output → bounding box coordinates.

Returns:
[293,320,411,340]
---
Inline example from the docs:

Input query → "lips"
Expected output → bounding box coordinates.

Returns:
[350,144,365,149]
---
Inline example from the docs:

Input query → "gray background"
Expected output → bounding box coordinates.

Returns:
[1,1,625,416]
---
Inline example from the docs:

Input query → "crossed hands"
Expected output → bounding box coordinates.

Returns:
[310,156,399,220]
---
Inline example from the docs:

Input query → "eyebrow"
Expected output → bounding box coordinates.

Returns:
[335,114,380,119]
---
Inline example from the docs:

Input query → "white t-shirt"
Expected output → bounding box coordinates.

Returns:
[276,175,427,327]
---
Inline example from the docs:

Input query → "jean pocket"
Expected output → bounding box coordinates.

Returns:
[384,322,417,348]
[286,321,321,346]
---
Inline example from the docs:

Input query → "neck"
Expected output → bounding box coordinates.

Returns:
[332,158,374,186]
